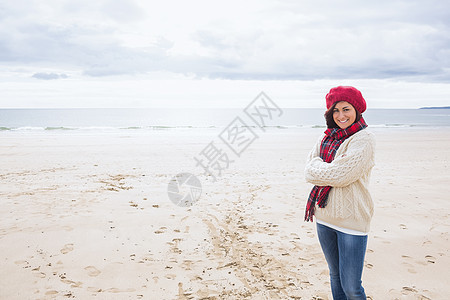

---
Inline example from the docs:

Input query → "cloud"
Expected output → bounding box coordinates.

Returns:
[32,72,68,80]
[0,0,449,82]
[186,0,450,81]
[101,0,145,22]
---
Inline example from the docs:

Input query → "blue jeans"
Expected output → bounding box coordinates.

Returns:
[316,223,367,300]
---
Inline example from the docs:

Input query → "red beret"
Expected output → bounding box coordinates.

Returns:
[326,86,366,113]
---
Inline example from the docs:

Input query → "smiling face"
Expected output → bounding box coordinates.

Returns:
[333,101,357,129]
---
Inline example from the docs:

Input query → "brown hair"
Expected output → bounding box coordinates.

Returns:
[324,102,361,128]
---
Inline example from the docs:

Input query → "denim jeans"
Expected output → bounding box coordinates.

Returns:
[316,223,367,300]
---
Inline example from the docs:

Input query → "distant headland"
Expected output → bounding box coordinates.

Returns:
[419,106,450,109]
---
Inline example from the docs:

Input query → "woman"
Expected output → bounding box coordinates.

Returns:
[304,86,375,300]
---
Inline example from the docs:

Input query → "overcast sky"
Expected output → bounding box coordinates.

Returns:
[1,0,449,108]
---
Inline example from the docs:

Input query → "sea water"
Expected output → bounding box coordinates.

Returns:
[0,108,449,133]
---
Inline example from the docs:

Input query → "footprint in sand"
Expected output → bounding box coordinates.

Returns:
[45,290,59,296]
[402,286,418,295]
[306,230,315,238]
[313,293,329,300]
[425,255,436,264]
[181,260,193,270]
[84,266,101,277]
[154,226,167,234]
[404,264,417,274]
[60,243,74,254]
[61,278,83,288]
[401,255,417,273]
[14,260,30,268]
[33,271,46,278]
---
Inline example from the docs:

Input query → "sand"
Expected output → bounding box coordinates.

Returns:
[0,127,449,299]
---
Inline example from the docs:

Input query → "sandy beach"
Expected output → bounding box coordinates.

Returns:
[0,127,449,299]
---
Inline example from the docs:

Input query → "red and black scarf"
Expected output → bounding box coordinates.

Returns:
[304,117,368,222]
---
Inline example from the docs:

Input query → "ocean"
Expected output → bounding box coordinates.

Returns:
[0,108,449,133]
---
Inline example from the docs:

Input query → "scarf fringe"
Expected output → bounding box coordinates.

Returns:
[304,205,315,222]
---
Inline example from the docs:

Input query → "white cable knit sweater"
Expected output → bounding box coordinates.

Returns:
[305,129,376,233]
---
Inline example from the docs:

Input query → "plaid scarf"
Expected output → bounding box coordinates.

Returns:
[304,117,367,222]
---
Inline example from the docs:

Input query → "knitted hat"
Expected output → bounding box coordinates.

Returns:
[326,86,366,113]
